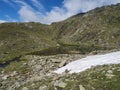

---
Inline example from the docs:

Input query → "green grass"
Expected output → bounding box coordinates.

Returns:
[0,57,30,74]
[0,22,57,64]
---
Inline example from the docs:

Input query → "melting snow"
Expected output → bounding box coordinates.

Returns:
[54,51,120,74]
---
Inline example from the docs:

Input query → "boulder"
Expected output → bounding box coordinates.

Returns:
[54,81,67,88]
[59,59,67,67]
[79,85,85,90]
[39,85,47,90]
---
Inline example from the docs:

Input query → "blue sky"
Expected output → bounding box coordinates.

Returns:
[0,0,120,24]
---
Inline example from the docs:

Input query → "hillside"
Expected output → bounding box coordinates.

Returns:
[0,22,57,63]
[0,3,120,90]
[0,4,120,64]
[53,3,120,49]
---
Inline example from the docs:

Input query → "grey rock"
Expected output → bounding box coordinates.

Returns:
[59,59,67,67]
[105,73,115,79]
[30,76,42,82]
[54,81,67,88]
[51,59,61,63]
[10,71,17,77]
[2,75,9,80]
[8,82,20,90]
[35,65,42,70]
[107,70,113,74]
[79,85,85,90]
[22,87,29,90]
[1,70,4,74]
[105,70,115,79]
[39,85,47,90]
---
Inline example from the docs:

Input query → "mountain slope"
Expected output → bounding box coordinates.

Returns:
[0,22,57,63]
[0,4,120,63]
[53,3,120,49]
[0,4,120,90]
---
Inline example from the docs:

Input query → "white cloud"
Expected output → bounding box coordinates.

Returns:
[17,0,120,24]
[31,0,44,10]
[15,0,43,22]
[43,7,67,24]
[18,6,38,22]
[0,20,7,23]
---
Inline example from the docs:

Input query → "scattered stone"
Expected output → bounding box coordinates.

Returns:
[1,53,110,90]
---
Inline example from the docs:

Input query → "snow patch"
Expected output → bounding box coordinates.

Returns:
[54,51,120,74]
